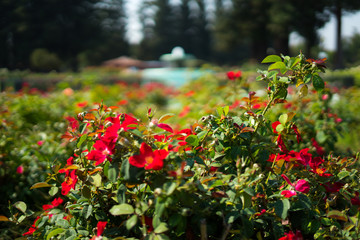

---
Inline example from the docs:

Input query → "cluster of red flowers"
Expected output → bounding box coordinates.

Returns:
[129,142,169,170]
[278,230,303,240]
[280,174,310,198]
[226,70,242,81]
[272,121,302,153]
[59,156,78,195]
[268,148,331,178]
[42,197,63,211]
[87,113,138,166]
[23,216,40,236]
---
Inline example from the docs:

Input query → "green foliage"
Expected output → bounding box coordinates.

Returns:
[2,53,360,239]
[30,49,62,72]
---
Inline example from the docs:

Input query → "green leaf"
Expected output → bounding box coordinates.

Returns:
[262,55,282,63]
[279,77,290,83]
[338,171,350,180]
[304,74,312,84]
[154,222,169,234]
[30,182,52,189]
[240,192,252,208]
[321,218,332,226]
[316,131,327,144]
[164,182,177,196]
[154,198,166,220]
[18,215,26,223]
[299,84,308,98]
[56,219,70,228]
[269,62,287,74]
[312,74,325,92]
[276,124,285,133]
[279,114,288,125]
[77,134,87,148]
[88,173,102,187]
[185,135,199,147]
[223,106,229,116]
[126,214,138,230]
[327,210,348,221]
[276,88,288,99]
[243,187,255,197]
[79,123,87,134]
[81,205,93,219]
[120,158,145,184]
[46,228,65,240]
[117,185,127,204]
[107,162,119,183]
[290,57,300,68]
[81,185,91,199]
[275,199,290,219]
[49,186,59,196]
[14,201,27,213]
[109,204,134,216]
[216,106,224,116]
[154,234,170,240]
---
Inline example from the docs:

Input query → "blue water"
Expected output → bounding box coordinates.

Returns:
[141,68,211,88]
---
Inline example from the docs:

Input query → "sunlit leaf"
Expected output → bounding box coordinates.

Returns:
[299,84,308,98]
[241,127,255,133]
[109,204,134,216]
[159,113,175,123]
[327,210,348,222]
[30,182,53,189]
[279,114,288,125]
[262,55,282,63]
[0,216,9,222]
[84,113,95,120]
[46,228,65,240]
[185,135,199,147]
[14,201,27,213]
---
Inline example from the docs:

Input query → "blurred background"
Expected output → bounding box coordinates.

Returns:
[1,0,360,72]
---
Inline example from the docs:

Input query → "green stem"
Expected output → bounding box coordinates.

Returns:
[253,90,279,135]
[247,90,279,163]
[265,155,277,185]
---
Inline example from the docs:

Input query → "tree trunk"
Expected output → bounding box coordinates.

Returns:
[335,0,344,69]
[274,34,290,56]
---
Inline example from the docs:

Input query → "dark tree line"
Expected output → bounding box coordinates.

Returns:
[0,0,128,70]
[1,0,359,70]
[137,0,360,68]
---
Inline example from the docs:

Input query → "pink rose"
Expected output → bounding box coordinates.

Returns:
[295,179,310,193]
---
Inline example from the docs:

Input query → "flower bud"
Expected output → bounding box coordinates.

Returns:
[77,112,86,121]
[154,188,162,196]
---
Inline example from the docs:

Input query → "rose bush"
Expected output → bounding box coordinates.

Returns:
[2,53,360,239]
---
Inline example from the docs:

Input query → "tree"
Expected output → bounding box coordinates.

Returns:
[152,0,178,58]
[267,0,295,56]
[0,0,129,70]
[291,0,329,58]
[192,0,211,60]
[174,0,195,54]
[343,32,360,67]
[327,0,360,69]
[229,0,271,62]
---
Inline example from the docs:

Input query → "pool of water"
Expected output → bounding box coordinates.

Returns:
[141,68,211,88]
